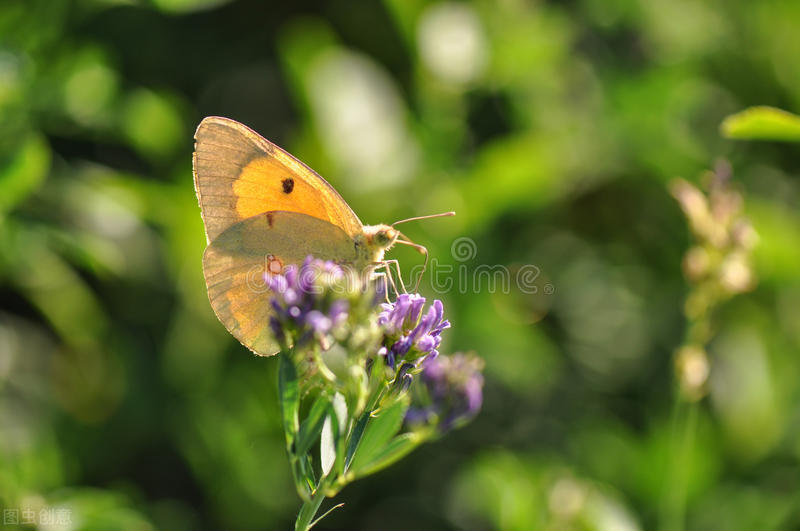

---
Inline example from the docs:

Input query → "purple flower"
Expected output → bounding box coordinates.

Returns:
[267,257,352,349]
[377,294,450,369]
[406,354,484,432]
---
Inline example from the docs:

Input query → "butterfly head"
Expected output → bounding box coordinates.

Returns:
[358,224,399,263]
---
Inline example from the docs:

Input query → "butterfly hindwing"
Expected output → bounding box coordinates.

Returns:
[193,116,363,243]
[202,210,358,356]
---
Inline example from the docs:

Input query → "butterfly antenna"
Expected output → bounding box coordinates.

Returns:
[391,211,455,227]
[394,231,429,292]
[390,212,453,291]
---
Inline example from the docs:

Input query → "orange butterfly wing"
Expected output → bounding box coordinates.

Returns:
[193,116,363,243]
[193,117,367,356]
[202,211,358,356]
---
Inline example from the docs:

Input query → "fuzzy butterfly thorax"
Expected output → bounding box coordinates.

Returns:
[354,224,399,269]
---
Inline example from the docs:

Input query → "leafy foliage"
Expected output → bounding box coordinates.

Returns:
[721,106,800,142]
[2,1,800,530]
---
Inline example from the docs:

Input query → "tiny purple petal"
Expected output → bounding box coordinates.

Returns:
[391,336,412,356]
[329,300,349,326]
[306,310,332,334]
[269,317,285,345]
[284,288,299,305]
[407,296,426,326]
[432,320,450,336]
[431,299,443,323]
[465,377,483,414]
[416,335,436,353]
[268,274,288,293]
[284,266,297,287]
[405,407,433,424]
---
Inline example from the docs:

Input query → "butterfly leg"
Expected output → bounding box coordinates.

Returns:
[413,245,429,292]
[393,236,429,293]
[371,263,398,302]
[381,259,407,294]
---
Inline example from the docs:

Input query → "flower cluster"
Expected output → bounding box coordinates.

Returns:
[266,257,356,350]
[670,163,758,401]
[406,354,485,432]
[670,165,758,305]
[266,256,484,529]
[377,293,450,369]
[267,261,456,380]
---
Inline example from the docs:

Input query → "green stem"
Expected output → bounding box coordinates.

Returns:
[294,485,327,531]
[659,399,698,531]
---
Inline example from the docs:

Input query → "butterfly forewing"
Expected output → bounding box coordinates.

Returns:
[193,116,363,243]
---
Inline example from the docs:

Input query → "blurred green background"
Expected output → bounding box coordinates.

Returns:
[2,0,800,529]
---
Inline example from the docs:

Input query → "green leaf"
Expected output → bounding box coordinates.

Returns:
[278,353,300,452]
[342,357,390,471]
[353,432,422,478]
[720,106,800,142]
[347,397,409,475]
[331,393,348,477]
[320,393,347,477]
[320,413,336,476]
[344,409,370,471]
[121,89,185,160]
[297,394,331,456]
[298,453,316,491]
[151,0,235,15]
[0,134,50,216]
[331,392,348,432]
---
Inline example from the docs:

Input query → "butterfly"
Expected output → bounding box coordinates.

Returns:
[193,116,449,356]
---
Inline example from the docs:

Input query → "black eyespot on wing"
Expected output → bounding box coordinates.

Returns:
[282,178,294,194]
